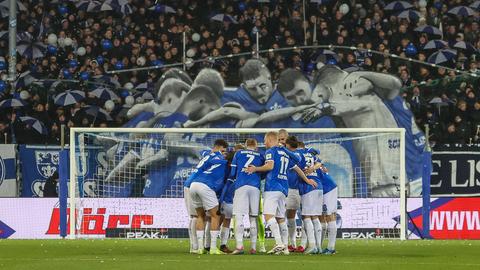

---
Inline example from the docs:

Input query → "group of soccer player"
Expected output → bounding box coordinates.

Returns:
[183,129,338,255]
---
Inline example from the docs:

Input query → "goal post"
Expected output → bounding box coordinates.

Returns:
[68,127,407,240]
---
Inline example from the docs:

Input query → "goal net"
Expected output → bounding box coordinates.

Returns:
[68,128,406,240]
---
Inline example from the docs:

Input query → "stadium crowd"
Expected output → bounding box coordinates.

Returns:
[0,0,478,145]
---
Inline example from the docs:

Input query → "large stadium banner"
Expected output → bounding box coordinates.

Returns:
[19,145,106,197]
[431,151,480,196]
[0,144,17,197]
[118,65,428,198]
[1,198,478,239]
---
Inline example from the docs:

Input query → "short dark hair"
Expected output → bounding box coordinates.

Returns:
[285,135,299,148]
[225,150,236,163]
[239,59,270,82]
[277,68,309,94]
[297,141,305,148]
[312,65,345,86]
[214,139,228,149]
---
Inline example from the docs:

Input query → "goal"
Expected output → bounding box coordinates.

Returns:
[67,128,407,240]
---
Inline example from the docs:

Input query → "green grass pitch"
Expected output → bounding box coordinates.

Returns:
[1,239,479,270]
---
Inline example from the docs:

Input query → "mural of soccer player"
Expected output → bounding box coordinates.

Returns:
[125,68,193,127]
[302,65,426,196]
[222,59,288,113]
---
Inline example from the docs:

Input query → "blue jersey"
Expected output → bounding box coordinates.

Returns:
[220,179,235,204]
[319,171,337,194]
[192,151,228,195]
[264,146,299,196]
[286,150,303,189]
[184,150,211,188]
[297,149,323,195]
[222,87,288,114]
[229,149,265,190]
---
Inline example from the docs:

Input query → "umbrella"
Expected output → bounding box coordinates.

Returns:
[106,0,133,15]
[17,32,46,59]
[211,14,238,24]
[396,10,421,20]
[83,105,113,121]
[0,30,7,39]
[414,25,443,36]
[453,41,477,52]
[315,49,340,62]
[92,75,121,88]
[471,1,480,10]
[134,91,155,101]
[19,116,48,134]
[149,4,176,13]
[134,82,153,92]
[447,6,476,17]
[310,0,331,3]
[0,0,26,18]
[90,87,120,101]
[423,40,448,50]
[384,1,413,11]
[76,1,113,12]
[54,90,85,106]
[427,49,457,64]
[0,98,26,109]
[14,71,37,89]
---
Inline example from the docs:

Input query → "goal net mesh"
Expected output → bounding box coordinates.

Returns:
[70,129,405,239]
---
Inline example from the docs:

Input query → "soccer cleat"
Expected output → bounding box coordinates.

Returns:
[295,246,305,253]
[323,249,336,255]
[304,247,318,255]
[190,249,199,254]
[220,245,233,254]
[288,245,296,252]
[231,248,245,255]
[197,249,205,255]
[282,248,290,255]
[267,245,285,255]
[258,244,267,253]
[209,248,225,255]
[249,249,257,255]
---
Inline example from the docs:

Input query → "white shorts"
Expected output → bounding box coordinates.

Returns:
[286,188,301,210]
[233,185,260,216]
[183,187,197,216]
[221,202,233,219]
[301,190,323,216]
[323,187,338,215]
[263,191,286,218]
[189,182,219,211]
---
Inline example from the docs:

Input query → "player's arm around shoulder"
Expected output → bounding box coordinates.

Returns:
[246,150,274,174]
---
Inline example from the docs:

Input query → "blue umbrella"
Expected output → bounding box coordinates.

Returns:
[471,1,480,10]
[0,0,26,17]
[384,1,413,11]
[453,41,477,52]
[0,98,26,109]
[423,40,448,50]
[149,4,176,13]
[134,82,153,92]
[90,87,120,101]
[211,14,238,24]
[448,6,476,17]
[414,25,442,36]
[17,32,46,59]
[14,71,37,89]
[54,90,85,106]
[427,49,457,64]
[396,10,421,20]
[134,90,155,101]
[107,0,133,15]
[19,116,48,134]
[92,75,121,88]
[83,105,113,121]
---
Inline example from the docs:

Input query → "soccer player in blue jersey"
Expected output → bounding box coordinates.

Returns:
[246,131,317,255]
[304,148,338,254]
[189,139,229,255]
[289,140,324,254]
[218,147,243,254]
[227,139,264,255]
[184,149,211,254]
